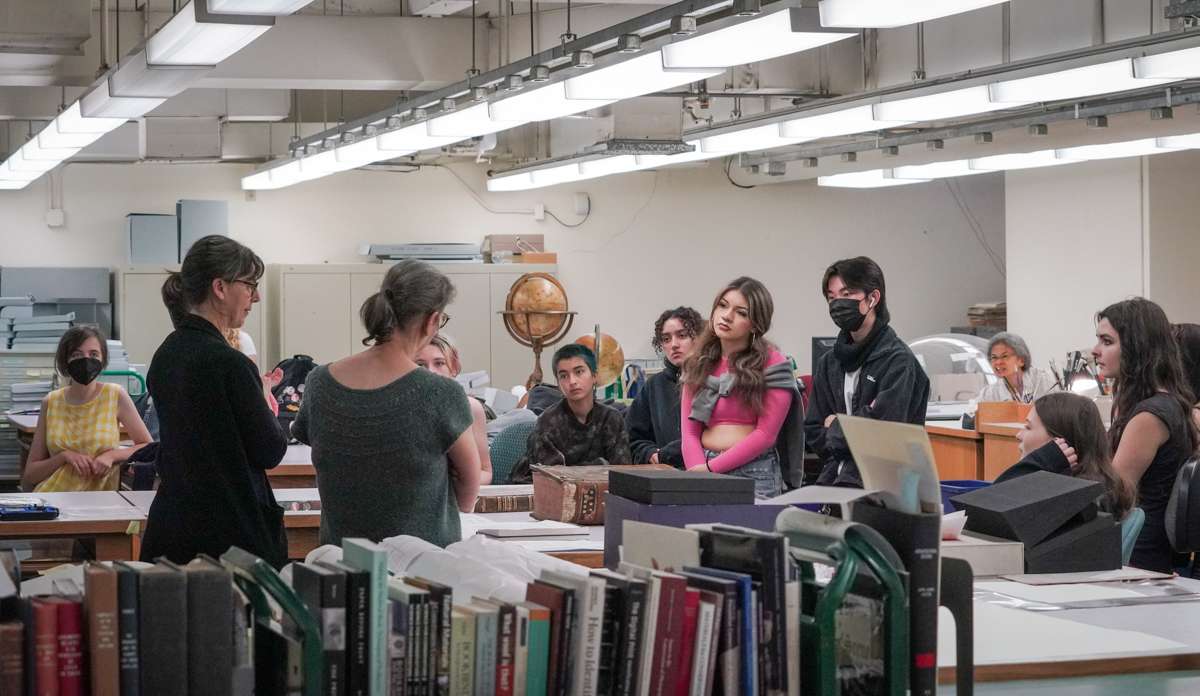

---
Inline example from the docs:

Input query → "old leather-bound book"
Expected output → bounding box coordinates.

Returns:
[531,464,672,525]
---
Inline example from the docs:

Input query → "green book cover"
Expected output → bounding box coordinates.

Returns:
[343,538,389,696]
[525,609,550,696]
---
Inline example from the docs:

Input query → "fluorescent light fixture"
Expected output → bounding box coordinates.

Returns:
[80,79,166,119]
[893,159,991,180]
[969,149,1076,171]
[299,147,361,174]
[207,0,312,13]
[579,155,645,177]
[1057,137,1182,161]
[241,169,293,190]
[700,123,808,153]
[377,122,459,152]
[990,59,1178,104]
[820,0,1009,29]
[267,159,332,183]
[489,83,614,123]
[1134,47,1200,80]
[0,161,46,181]
[5,149,61,173]
[335,134,398,163]
[110,51,209,98]
[661,8,855,70]
[19,140,81,162]
[818,169,928,188]
[781,104,914,139]
[875,85,1024,122]
[636,144,723,168]
[0,179,32,190]
[54,103,127,136]
[530,164,587,186]
[1158,133,1200,149]
[564,51,721,101]
[487,172,539,191]
[425,103,527,138]
[147,0,272,66]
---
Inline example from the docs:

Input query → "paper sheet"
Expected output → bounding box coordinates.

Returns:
[509,540,606,552]
[1002,568,1175,585]
[975,581,1147,604]
[942,511,967,540]
[938,601,1186,667]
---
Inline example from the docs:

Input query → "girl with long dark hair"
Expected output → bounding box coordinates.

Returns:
[1093,298,1199,572]
[998,392,1137,521]
[681,278,801,499]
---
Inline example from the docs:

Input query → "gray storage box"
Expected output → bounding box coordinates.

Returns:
[177,199,229,260]
[127,213,179,264]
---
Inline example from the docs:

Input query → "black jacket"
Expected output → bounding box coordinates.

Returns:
[141,315,289,568]
[804,324,931,487]
[993,441,1071,484]
[625,359,684,468]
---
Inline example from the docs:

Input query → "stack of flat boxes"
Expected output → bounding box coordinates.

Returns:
[0,353,57,482]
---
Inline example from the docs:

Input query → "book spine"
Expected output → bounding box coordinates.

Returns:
[473,612,496,696]
[426,597,440,696]
[325,574,348,696]
[495,607,516,696]
[557,591,576,696]
[635,579,660,696]
[0,621,24,696]
[751,590,760,696]
[348,576,370,696]
[448,611,474,696]
[513,609,530,696]
[525,616,550,696]
[785,581,799,696]
[474,496,535,514]
[593,586,620,696]
[578,580,605,696]
[55,601,83,696]
[389,601,407,696]
[436,591,453,696]
[648,579,685,696]
[85,566,120,696]
[114,568,140,696]
[32,601,57,696]
[761,546,788,696]
[614,582,644,696]
[687,602,715,696]
[409,603,423,696]
[673,590,700,696]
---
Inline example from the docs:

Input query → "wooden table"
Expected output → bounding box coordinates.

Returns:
[926,422,984,480]
[0,491,145,562]
[979,422,1023,480]
[267,444,317,488]
[464,511,606,568]
[121,489,323,562]
[938,577,1200,690]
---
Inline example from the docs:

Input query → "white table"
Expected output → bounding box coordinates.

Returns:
[0,491,146,561]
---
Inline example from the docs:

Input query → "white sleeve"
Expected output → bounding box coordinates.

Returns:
[238,330,257,357]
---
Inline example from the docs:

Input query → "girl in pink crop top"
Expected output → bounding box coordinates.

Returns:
[681,350,792,473]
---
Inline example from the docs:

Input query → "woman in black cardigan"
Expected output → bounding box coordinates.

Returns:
[140,235,289,568]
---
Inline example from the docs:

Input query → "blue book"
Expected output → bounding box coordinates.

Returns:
[343,539,390,696]
[682,566,754,696]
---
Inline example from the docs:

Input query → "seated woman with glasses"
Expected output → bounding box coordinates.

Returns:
[978,332,1059,403]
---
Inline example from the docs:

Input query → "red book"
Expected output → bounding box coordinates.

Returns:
[674,590,701,696]
[0,620,24,696]
[31,598,60,696]
[525,582,568,696]
[648,573,687,696]
[43,597,83,696]
[494,603,516,696]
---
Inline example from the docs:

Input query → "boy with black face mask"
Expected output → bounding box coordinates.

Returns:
[803,256,931,488]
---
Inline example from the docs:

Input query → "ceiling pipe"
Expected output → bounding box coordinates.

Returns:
[99,0,114,77]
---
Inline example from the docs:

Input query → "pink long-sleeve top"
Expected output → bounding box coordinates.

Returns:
[681,350,792,473]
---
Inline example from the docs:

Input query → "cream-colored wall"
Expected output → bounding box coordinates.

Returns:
[0,160,1006,376]
[1148,150,1200,326]
[1006,158,1147,369]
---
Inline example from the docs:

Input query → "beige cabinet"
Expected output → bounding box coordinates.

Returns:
[115,265,267,368]
[268,264,557,390]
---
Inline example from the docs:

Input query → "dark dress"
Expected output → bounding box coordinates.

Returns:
[625,359,685,469]
[1126,393,1193,573]
[291,365,473,549]
[141,315,289,569]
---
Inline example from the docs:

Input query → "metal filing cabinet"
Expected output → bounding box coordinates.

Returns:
[0,352,57,482]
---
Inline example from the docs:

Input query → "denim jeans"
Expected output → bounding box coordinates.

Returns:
[705,446,783,500]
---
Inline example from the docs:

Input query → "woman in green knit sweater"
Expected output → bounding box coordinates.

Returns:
[292,260,481,548]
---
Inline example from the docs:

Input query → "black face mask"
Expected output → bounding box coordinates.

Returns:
[829,298,870,332]
[67,357,104,386]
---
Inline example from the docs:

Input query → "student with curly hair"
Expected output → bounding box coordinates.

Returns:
[626,306,704,468]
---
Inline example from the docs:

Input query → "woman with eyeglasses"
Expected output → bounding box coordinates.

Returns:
[142,235,291,568]
[977,332,1059,403]
[292,260,481,549]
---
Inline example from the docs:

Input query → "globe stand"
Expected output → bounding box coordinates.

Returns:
[498,309,577,387]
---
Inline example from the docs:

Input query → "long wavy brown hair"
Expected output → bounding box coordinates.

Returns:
[682,277,776,415]
[1034,392,1137,521]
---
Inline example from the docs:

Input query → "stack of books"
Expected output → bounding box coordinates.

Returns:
[8,313,75,352]
[967,302,1007,328]
[8,381,54,413]
[0,523,801,696]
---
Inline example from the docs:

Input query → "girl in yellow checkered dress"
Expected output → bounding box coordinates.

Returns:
[21,327,153,492]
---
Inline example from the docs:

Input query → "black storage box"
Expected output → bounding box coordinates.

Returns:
[607,469,755,506]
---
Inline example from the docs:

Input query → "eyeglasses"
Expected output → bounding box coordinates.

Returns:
[234,279,260,293]
[989,353,1015,363]
[439,312,451,329]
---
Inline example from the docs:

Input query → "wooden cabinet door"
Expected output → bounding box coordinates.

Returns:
[281,273,352,365]
[442,273,492,378]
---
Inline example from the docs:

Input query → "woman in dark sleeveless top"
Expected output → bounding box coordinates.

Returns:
[1093,299,1199,573]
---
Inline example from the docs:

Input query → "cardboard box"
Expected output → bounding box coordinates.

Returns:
[941,531,1025,577]
[482,234,544,253]
[521,252,557,264]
